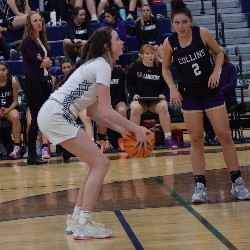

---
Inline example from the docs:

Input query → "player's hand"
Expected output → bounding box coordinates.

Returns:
[134,127,153,151]
[170,88,182,108]
[208,70,220,89]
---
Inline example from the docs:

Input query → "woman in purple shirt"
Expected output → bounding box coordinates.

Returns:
[100,7,126,43]
[21,11,52,165]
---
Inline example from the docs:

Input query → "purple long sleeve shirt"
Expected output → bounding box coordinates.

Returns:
[100,18,126,42]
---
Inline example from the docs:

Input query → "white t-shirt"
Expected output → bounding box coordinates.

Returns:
[51,57,111,119]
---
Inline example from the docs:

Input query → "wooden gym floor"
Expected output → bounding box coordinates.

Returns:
[1,138,250,249]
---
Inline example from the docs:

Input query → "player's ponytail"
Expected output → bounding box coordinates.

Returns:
[170,0,192,21]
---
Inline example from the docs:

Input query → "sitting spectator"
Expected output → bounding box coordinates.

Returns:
[0,9,10,60]
[0,61,21,158]
[126,0,148,21]
[127,44,178,149]
[204,48,238,145]
[47,0,67,25]
[63,6,92,60]
[100,7,126,43]
[97,65,127,152]
[4,0,31,30]
[134,4,163,61]
[97,0,126,21]
[70,0,98,22]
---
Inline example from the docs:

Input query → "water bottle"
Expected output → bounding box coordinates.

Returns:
[50,10,56,26]
[119,8,126,21]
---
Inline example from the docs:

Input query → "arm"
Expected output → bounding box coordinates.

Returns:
[7,0,26,16]
[162,38,183,107]
[222,63,237,95]
[90,84,149,146]
[200,27,224,89]
[24,0,30,14]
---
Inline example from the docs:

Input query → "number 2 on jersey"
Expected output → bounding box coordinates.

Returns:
[192,63,201,76]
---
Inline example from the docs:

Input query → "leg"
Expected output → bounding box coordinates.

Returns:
[85,0,98,21]
[97,0,108,18]
[129,100,148,125]
[206,107,239,171]
[183,111,205,175]
[10,16,27,30]
[74,0,84,7]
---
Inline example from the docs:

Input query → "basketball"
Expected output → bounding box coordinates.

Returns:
[122,127,155,158]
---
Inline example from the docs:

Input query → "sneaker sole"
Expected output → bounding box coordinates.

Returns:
[231,190,250,200]
[72,233,112,240]
[42,156,51,159]
[192,197,208,203]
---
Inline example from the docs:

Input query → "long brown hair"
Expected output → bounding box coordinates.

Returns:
[21,11,50,51]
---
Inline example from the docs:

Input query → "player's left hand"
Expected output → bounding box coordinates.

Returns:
[208,71,220,89]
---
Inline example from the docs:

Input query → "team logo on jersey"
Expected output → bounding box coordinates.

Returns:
[178,49,205,65]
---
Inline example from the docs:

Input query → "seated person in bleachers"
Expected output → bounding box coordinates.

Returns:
[4,0,31,30]
[63,6,92,60]
[127,44,178,149]
[47,0,67,25]
[134,4,163,61]
[97,0,126,21]
[204,48,238,145]
[70,0,98,22]
[97,65,127,152]
[0,61,21,158]
[0,9,10,60]
[126,0,148,21]
[100,7,126,44]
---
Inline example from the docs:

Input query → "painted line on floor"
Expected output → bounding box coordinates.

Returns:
[114,210,144,250]
[156,177,238,250]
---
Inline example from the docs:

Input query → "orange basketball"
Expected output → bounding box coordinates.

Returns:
[122,127,155,158]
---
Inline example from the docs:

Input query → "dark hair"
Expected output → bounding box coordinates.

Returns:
[73,6,84,19]
[0,61,8,69]
[59,57,74,69]
[170,0,192,21]
[64,27,114,82]
[104,6,117,17]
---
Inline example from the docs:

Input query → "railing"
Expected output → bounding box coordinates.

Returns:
[212,0,219,43]
[235,46,243,76]
[200,0,205,14]
[218,13,225,46]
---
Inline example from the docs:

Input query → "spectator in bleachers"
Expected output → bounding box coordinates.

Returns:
[126,0,148,21]
[47,0,67,25]
[97,0,126,21]
[4,0,31,30]
[0,61,22,158]
[63,6,92,60]
[100,7,126,43]
[70,0,98,22]
[21,11,52,165]
[134,4,163,61]
[97,65,127,152]
[127,44,178,149]
[0,9,10,60]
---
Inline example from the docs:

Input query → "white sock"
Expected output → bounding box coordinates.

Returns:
[72,206,81,221]
[164,132,172,139]
[79,211,92,225]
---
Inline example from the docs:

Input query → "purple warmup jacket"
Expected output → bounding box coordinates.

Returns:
[21,37,51,82]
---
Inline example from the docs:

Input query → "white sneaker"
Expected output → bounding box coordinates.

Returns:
[231,177,250,200]
[42,146,50,159]
[126,13,133,21]
[9,145,21,159]
[72,220,112,239]
[192,183,208,203]
[65,215,106,234]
